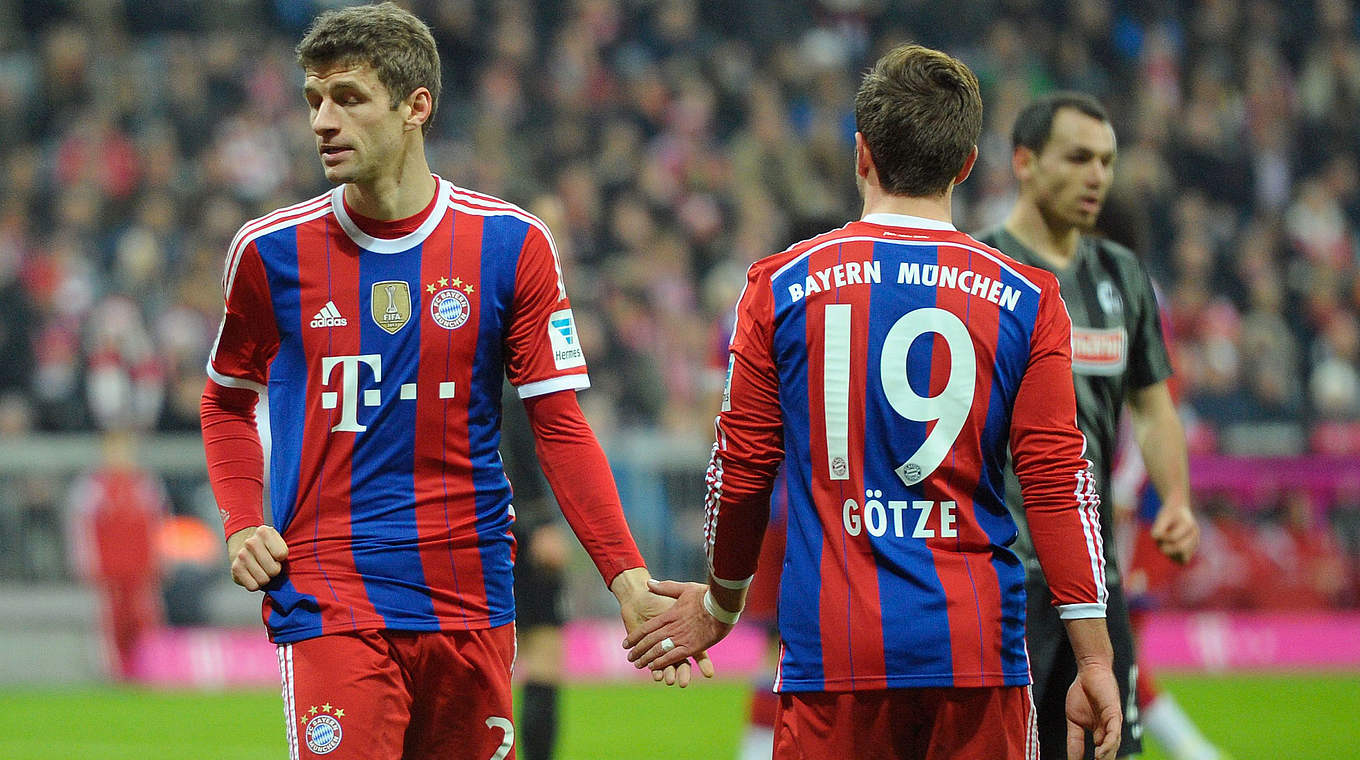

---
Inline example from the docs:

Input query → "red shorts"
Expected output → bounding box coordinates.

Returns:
[277,625,516,759]
[774,686,1036,760]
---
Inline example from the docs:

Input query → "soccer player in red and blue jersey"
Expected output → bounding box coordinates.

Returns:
[628,45,1122,760]
[199,5,705,759]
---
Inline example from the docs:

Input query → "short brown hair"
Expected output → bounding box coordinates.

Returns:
[1011,91,1110,153]
[854,44,982,197]
[296,2,441,134]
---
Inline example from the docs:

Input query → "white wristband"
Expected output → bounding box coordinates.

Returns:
[703,588,742,625]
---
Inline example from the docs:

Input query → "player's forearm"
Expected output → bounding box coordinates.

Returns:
[200,379,266,539]
[1011,309,1106,610]
[1062,616,1114,671]
[525,391,645,586]
[1131,390,1191,510]
[704,417,780,586]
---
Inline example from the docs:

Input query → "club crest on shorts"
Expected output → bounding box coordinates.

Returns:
[371,281,412,334]
[300,704,345,755]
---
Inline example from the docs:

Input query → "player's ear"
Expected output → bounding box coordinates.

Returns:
[1012,145,1035,183]
[854,132,875,181]
[404,87,433,132]
[954,145,978,186]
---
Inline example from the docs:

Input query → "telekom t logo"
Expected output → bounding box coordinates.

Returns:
[320,354,455,432]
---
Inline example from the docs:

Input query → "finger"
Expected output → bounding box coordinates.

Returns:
[1066,718,1084,760]
[645,578,691,598]
[231,562,260,591]
[630,632,677,667]
[675,662,692,688]
[626,629,664,662]
[694,650,716,678]
[623,616,669,649]
[646,646,693,672]
[250,542,283,578]
[663,664,677,686]
[237,550,272,587]
[652,667,664,682]
[260,527,289,560]
[1098,714,1121,758]
[1159,519,1196,543]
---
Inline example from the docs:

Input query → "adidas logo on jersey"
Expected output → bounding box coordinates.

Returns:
[310,301,348,328]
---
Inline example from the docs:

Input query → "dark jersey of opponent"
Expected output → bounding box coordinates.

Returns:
[977,228,1173,588]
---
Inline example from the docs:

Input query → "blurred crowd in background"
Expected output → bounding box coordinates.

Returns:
[0,0,1358,611]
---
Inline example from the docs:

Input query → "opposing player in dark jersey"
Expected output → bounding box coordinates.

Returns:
[977,92,1201,760]
[199,5,705,759]
[629,45,1121,760]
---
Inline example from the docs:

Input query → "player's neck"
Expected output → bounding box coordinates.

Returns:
[859,184,954,226]
[343,159,437,221]
[1003,201,1080,269]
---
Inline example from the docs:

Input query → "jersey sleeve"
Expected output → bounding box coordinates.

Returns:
[202,234,277,538]
[505,223,590,399]
[704,265,785,588]
[1010,280,1108,619]
[207,240,279,392]
[1124,258,1173,390]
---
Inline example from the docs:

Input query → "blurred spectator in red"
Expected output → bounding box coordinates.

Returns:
[64,429,168,679]
[1253,488,1354,609]
[1171,492,1263,610]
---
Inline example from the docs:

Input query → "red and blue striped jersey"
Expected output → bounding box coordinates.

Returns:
[705,213,1105,692]
[207,176,589,643]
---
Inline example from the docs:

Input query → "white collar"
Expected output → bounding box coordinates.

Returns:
[861,212,956,231]
[331,176,449,254]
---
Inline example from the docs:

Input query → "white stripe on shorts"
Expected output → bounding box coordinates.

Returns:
[1025,684,1039,760]
[278,644,299,760]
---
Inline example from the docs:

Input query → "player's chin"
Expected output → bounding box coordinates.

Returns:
[321,164,357,185]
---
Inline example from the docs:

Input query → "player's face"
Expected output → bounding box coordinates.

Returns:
[1024,108,1116,232]
[303,63,407,186]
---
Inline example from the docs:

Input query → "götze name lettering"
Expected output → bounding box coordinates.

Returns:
[843,489,958,539]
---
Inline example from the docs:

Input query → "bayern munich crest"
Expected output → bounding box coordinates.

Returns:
[303,711,343,754]
[431,287,471,329]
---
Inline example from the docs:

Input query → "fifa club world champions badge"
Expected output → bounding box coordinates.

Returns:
[300,703,345,755]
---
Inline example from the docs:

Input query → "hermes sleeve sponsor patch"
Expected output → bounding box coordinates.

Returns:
[547,308,586,370]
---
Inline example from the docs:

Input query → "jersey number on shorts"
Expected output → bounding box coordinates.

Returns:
[485,716,514,760]
[823,305,976,486]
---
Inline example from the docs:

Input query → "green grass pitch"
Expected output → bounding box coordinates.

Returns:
[1,673,1355,758]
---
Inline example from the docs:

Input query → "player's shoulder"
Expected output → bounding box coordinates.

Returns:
[1088,234,1139,262]
[960,228,1060,296]
[442,179,553,238]
[1085,234,1148,275]
[220,189,335,295]
[230,189,335,254]
[970,226,1034,272]
[746,220,858,280]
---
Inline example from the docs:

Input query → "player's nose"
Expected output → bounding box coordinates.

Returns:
[312,99,341,135]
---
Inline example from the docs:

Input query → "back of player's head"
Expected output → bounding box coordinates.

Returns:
[854,44,982,198]
[1011,92,1110,154]
[296,2,441,134]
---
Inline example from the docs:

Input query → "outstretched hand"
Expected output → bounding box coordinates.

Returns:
[1065,662,1122,760]
[623,579,726,678]
[611,570,715,687]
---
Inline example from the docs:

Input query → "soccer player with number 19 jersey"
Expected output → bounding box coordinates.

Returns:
[199,6,702,760]
[628,45,1122,760]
